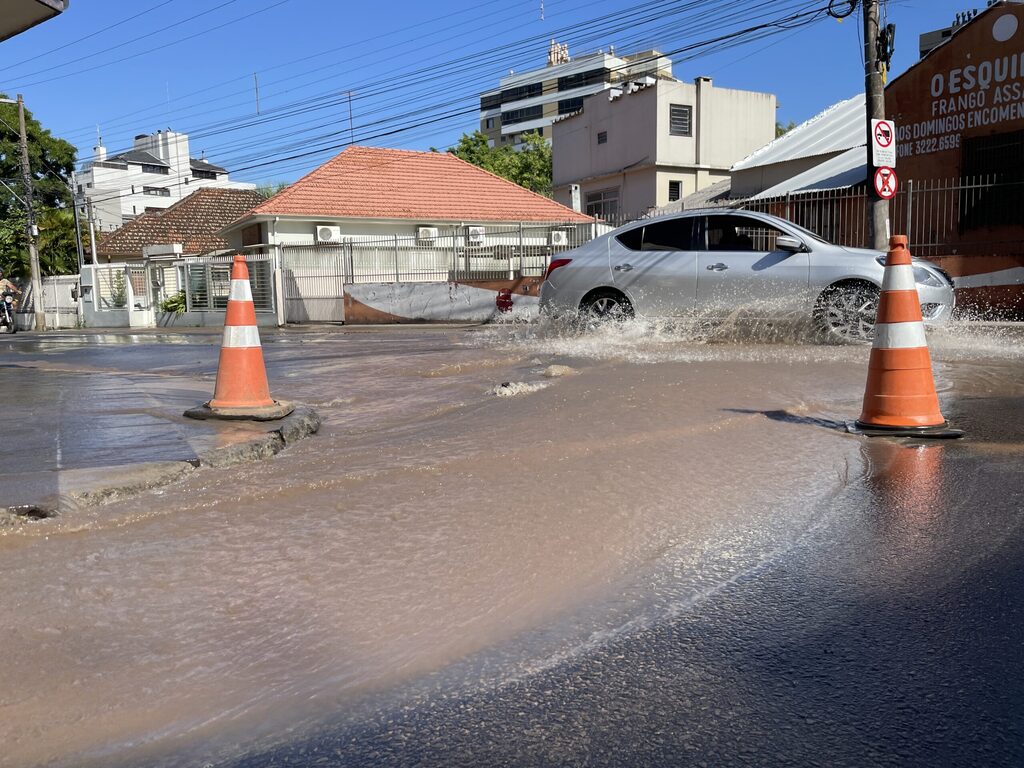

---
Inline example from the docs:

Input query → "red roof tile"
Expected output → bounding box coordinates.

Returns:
[98,187,263,258]
[246,146,591,223]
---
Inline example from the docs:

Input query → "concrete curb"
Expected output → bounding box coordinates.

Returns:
[2,407,321,525]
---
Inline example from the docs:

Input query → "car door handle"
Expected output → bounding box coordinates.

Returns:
[613,263,634,272]
[706,263,728,271]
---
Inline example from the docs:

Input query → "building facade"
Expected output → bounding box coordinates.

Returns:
[76,130,255,232]
[552,77,776,217]
[478,41,674,148]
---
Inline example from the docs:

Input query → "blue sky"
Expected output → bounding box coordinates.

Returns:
[0,0,976,185]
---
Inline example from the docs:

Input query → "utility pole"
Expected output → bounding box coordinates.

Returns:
[16,94,45,331]
[86,200,98,267]
[863,0,889,250]
[70,170,85,273]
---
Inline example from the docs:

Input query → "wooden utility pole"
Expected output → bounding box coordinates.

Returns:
[863,0,889,250]
[16,94,45,331]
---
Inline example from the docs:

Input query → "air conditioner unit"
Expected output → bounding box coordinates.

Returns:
[467,226,486,245]
[316,224,342,243]
[549,230,569,247]
[417,226,439,242]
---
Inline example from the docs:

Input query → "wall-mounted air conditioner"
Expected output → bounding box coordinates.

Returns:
[417,226,439,242]
[316,225,342,243]
[549,230,569,247]
[467,226,486,245]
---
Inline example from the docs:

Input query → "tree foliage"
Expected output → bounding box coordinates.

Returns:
[775,120,797,138]
[0,92,81,276]
[256,181,290,200]
[448,131,552,197]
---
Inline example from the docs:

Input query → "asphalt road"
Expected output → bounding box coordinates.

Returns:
[230,392,1024,768]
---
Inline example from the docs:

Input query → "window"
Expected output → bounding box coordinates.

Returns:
[557,68,609,92]
[670,104,692,137]
[668,180,681,201]
[501,105,543,125]
[703,214,783,252]
[143,186,170,197]
[585,188,619,220]
[480,92,502,111]
[485,117,494,129]
[597,131,607,145]
[558,97,584,115]
[192,170,217,180]
[141,163,169,175]
[500,82,542,103]
[960,128,1024,231]
[616,217,696,251]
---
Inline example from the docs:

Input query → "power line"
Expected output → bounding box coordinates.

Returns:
[0,0,177,74]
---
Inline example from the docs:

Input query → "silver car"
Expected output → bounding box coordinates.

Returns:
[539,209,954,342]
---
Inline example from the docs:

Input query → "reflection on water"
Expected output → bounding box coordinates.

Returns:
[0,322,1021,767]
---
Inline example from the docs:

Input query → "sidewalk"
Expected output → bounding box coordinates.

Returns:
[0,340,319,518]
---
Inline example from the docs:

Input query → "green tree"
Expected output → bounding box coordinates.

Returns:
[256,181,289,200]
[0,93,76,216]
[775,120,797,138]
[448,130,552,197]
[0,92,80,276]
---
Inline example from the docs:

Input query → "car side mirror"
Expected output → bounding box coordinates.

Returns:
[776,235,804,252]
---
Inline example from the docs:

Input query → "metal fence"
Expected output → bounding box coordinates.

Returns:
[282,223,594,286]
[679,174,1024,259]
[179,252,275,312]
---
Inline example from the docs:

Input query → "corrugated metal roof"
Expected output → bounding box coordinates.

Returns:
[731,93,865,172]
[750,146,866,199]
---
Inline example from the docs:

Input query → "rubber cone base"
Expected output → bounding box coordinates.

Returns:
[184,400,295,422]
[846,420,964,439]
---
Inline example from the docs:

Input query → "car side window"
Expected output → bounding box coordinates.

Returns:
[641,217,695,251]
[704,215,784,252]
[615,227,644,251]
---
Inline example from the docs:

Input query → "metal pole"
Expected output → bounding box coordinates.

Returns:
[17,95,45,331]
[906,179,914,247]
[87,200,99,266]
[70,172,85,273]
[863,0,889,250]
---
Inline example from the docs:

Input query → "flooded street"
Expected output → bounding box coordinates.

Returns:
[1,322,1022,767]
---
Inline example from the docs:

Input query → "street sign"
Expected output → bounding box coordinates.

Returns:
[874,166,898,199]
[872,118,896,167]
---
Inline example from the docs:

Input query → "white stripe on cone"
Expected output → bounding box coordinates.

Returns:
[873,321,928,350]
[222,325,262,348]
[229,279,254,302]
[881,264,917,292]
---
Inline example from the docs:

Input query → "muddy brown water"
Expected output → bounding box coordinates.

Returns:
[0,321,1020,767]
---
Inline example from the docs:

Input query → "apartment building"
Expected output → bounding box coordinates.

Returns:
[76,129,255,232]
[552,76,776,217]
[478,40,674,147]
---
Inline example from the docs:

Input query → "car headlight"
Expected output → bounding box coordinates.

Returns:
[912,266,945,287]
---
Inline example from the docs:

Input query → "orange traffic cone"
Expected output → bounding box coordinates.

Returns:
[185,255,294,421]
[848,236,962,438]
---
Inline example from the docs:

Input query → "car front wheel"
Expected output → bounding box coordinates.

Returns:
[816,283,879,343]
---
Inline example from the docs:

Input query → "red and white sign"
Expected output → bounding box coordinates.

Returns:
[874,166,898,199]
[871,118,897,167]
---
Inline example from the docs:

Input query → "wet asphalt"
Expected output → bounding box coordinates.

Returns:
[3,328,1022,767]
[229,393,1024,768]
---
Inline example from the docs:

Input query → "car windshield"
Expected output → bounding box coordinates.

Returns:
[784,221,830,244]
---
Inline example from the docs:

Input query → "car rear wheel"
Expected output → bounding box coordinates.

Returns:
[816,282,879,343]
[580,289,634,323]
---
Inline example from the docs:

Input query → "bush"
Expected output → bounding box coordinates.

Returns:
[160,290,187,315]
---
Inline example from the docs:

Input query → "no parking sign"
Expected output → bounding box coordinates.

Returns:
[874,166,898,199]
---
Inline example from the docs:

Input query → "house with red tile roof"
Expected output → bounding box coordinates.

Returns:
[221,146,591,248]
[97,187,264,261]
